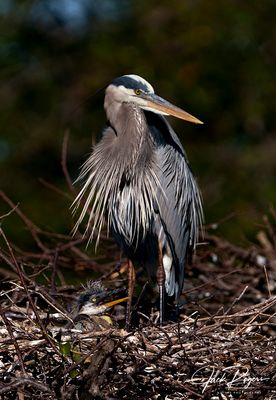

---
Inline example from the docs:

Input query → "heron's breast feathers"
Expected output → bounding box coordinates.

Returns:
[72,145,161,248]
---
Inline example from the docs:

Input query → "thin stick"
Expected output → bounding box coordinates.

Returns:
[50,248,59,293]
[61,129,76,194]
[0,191,48,252]
[0,309,26,375]
[0,378,53,395]
[39,178,73,200]
[0,203,18,220]
[0,228,58,353]
[224,285,248,315]
[263,265,272,298]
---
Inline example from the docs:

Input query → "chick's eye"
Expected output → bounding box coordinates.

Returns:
[134,89,141,95]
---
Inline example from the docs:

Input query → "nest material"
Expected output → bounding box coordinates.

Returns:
[0,193,276,399]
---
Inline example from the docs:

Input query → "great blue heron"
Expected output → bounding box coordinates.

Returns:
[73,74,203,325]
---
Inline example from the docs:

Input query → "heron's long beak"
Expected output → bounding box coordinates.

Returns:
[143,93,203,124]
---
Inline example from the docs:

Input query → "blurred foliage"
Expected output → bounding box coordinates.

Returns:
[0,0,276,246]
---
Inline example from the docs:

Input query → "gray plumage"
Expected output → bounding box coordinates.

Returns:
[73,74,203,300]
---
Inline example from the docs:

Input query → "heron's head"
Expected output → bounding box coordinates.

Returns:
[105,74,203,124]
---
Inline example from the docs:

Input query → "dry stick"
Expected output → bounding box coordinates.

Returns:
[0,228,58,353]
[0,191,77,251]
[269,205,276,236]
[39,178,73,200]
[178,384,205,399]
[204,211,238,230]
[62,129,76,194]
[5,281,72,324]
[0,203,19,220]
[56,236,87,251]
[183,268,242,296]
[33,286,72,322]
[0,266,18,279]
[224,285,248,315]
[196,305,269,336]
[205,233,262,264]
[0,309,26,375]
[11,248,63,264]
[99,261,124,280]
[198,296,276,322]
[63,332,134,376]
[68,245,91,261]
[264,213,276,250]
[63,336,108,375]
[10,275,71,318]
[234,295,276,317]
[235,313,264,335]
[263,265,272,298]
[257,230,274,253]
[0,191,48,252]
[0,248,18,273]
[50,248,59,293]
[133,281,149,312]
[0,378,53,395]
[0,191,94,267]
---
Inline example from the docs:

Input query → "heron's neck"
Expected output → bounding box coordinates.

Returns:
[105,101,152,168]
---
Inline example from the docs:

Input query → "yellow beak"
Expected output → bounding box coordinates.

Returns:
[142,93,203,124]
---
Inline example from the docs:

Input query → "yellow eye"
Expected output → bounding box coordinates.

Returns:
[134,89,141,95]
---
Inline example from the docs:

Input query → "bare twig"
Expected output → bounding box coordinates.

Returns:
[0,378,53,395]
[61,129,76,194]
[0,191,48,252]
[50,248,59,293]
[0,228,58,353]
[0,309,26,375]
[264,264,272,298]
[39,178,73,200]
[224,285,248,315]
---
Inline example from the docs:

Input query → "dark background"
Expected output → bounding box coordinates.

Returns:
[1,0,275,246]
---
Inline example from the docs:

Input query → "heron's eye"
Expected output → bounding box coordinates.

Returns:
[134,89,141,95]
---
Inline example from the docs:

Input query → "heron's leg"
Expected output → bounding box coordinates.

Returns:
[157,241,165,325]
[126,259,135,330]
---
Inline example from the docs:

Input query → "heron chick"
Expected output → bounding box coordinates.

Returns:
[73,74,203,325]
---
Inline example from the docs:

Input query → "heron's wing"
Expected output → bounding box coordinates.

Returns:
[146,112,203,298]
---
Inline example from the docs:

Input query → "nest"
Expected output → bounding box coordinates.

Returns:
[0,192,276,399]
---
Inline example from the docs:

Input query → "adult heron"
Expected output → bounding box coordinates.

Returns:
[73,74,203,325]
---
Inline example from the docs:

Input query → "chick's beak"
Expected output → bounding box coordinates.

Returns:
[101,296,128,309]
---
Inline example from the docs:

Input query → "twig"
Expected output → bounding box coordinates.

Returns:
[0,228,58,353]
[205,233,263,265]
[0,309,26,375]
[51,248,59,293]
[264,213,276,250]
[0,202,19,220]
[61,129,76,194]
[224,285,248,315]
[39,178,73,200]
[0,191,48,252]
[263,264,272,298]
[0,378,53,395]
